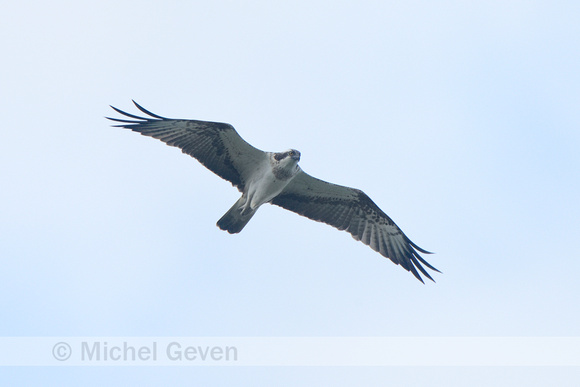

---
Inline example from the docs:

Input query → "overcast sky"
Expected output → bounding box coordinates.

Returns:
[1,0,579,385]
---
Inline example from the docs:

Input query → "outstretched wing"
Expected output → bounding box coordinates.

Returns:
[106,101,267,191]
[271,170,439,283]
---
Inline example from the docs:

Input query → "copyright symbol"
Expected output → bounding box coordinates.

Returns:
[52,342,72,361]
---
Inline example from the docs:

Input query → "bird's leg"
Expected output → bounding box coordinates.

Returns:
[238,193,251,214]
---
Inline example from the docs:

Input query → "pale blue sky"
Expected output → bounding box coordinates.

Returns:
[1,0,579,385]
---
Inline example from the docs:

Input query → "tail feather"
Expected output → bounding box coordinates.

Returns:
[216,197,257,234]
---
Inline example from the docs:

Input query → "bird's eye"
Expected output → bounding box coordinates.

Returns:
[289,150,294,155]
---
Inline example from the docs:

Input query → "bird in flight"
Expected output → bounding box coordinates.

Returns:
[107,101,439,282]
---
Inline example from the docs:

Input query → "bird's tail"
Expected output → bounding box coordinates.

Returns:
[216,196,257,234]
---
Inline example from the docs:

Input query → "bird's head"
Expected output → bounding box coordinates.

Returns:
[287,149,301,162]
[271,149,301,179]
[274,149,301,163]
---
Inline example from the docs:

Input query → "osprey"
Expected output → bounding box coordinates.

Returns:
[107,101,439,283]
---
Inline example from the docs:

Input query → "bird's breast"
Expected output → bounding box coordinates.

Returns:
[246,169,295,210]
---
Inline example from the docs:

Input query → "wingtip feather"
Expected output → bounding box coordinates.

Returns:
[132,100,168,119]
[108,105,148,121]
